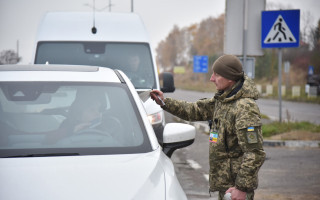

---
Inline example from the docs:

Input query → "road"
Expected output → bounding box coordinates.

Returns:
[164,89,320,200]
[165,89,320,124]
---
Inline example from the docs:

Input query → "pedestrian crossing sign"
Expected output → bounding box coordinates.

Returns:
[261,10,300,48]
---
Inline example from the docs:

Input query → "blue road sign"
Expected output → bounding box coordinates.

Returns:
[261,10,300,48]
[308,66,314,75]
[193,55,208,73]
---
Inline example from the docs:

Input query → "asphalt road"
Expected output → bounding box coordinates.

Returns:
[164,89,320,200]
[165,89,320,124]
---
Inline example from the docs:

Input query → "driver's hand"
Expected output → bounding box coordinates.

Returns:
[73,122,92,133]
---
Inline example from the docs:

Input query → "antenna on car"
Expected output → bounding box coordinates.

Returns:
[91,0,97,34]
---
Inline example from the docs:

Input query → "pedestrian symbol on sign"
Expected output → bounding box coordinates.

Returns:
[264,15,296,44]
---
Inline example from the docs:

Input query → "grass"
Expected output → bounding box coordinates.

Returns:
[262,121,320,138]
[261,114,269,119]
[262,92,320,104]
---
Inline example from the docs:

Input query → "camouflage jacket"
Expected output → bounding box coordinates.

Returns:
[162,75,266,192]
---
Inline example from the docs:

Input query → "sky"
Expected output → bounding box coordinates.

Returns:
[0,0,319,64]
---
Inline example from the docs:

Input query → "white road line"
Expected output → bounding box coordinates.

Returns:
[186,159,202,169]
[203,174,209,181]
[186,159,210,182]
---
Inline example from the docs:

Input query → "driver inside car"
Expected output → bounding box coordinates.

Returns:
[66,91,106,133]
[44,89,109,144]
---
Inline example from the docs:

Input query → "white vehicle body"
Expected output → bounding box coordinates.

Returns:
[32,12,175,144]
[0,65,195,200]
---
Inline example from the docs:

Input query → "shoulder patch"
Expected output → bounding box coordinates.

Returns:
[246,127,258,144]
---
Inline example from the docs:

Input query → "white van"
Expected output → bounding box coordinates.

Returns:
[33,12,175,145]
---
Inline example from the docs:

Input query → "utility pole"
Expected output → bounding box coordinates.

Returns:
[131,0,134,12]
[242,0,248,74]
[109,0,112,12]
[16,40,19,58]
[278,48,283,123]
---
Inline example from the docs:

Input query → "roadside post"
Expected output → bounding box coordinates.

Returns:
[284,61,290,90]
[261,9,300,122]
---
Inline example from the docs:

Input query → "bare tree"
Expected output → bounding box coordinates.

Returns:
[0,50,21,64]
[156,14,225,71]
[156,25,192,71]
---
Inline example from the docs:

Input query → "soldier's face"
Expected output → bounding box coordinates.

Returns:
[210,72,235,91]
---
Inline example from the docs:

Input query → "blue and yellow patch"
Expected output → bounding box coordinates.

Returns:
[246,127,258,144]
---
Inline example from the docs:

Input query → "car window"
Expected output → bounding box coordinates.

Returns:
[35,42,156,90]
[0,82,152,157]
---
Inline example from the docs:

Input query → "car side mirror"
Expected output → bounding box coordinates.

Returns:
[162,123,195,158]
[161,72,175,93]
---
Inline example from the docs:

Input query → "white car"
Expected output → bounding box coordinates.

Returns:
[0,65,195,200]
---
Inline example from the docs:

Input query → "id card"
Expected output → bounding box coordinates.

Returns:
[209,131,218,143]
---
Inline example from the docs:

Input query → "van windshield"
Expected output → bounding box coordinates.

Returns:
[35,42,156,89]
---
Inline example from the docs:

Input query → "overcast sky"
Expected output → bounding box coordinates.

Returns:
[0,0,319,64]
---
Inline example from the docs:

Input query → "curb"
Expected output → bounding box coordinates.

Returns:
[263,140,320,148]
[172,116,320,148]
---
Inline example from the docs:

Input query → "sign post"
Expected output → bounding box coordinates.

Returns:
[261,9,300,122]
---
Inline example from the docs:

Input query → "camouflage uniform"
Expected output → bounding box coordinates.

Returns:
[162,75,266,199]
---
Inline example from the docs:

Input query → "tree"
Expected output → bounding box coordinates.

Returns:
[156,14,225,71]
[191,14,224,56]
[0,50,21,64]
[156,25,193,71]
[310,19,320,74]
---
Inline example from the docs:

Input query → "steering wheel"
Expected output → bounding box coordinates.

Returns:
[55,115,125,145]
[73,124,113,138]
[105,116,124,136]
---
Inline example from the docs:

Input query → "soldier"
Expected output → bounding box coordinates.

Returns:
[151,54,266,200]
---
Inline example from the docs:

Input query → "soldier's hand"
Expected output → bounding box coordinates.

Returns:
[150,90,165,106]
[225,187,246,200]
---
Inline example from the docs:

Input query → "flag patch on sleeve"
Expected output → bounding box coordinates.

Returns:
[246,127,258,144]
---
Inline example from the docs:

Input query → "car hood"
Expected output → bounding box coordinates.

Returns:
[0,148,178,200]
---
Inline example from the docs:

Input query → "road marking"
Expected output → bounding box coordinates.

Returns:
[186,159,202,169]
[186,159,210,182]
[203,174,209,181]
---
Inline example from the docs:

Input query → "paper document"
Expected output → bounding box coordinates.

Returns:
[139,90,151,102]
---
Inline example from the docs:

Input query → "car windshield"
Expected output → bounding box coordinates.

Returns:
[35,42,156,90]
[0,82,152,157]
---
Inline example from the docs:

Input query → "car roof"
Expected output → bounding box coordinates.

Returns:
[0,64,122,83]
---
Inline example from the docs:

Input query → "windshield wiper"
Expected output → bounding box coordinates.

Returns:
[4,153,80,158]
